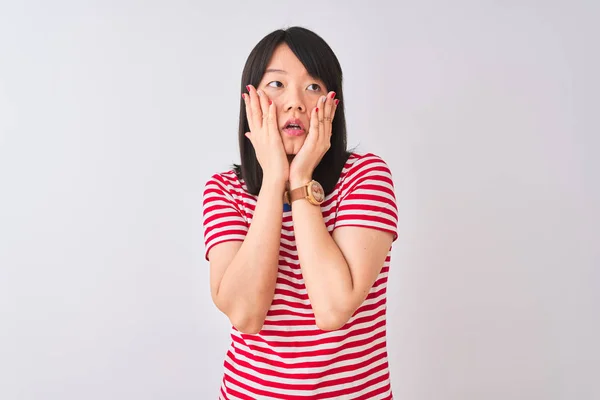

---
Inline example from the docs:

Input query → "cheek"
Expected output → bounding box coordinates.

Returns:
[274,102,283,115]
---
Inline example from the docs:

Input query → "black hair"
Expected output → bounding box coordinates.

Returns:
[233,26,351,195]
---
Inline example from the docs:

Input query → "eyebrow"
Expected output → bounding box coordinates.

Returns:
[264,68,287,74]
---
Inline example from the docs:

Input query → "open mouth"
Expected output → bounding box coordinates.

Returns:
[282,119,306,136]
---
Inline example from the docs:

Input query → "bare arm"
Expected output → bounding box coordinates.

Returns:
[290,181,393,331]
[208,179,285,334]
[207,85,288,334]
[287,92,398,331]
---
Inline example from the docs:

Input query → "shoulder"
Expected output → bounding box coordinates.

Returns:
[340,152,393,183]
[345,151,390,164]
[203,169,248,198]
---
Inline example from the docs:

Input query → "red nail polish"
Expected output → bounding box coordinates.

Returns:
[334,99,339,105]
[269,100,272,105]
[246,85,250,91]
[242,93,245,99]
[315,107,319,112]
[330,92,336,98]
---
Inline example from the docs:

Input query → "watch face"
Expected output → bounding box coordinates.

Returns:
[310,181,325,203]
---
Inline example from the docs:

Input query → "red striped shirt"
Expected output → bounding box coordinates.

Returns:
[203,153,398,399]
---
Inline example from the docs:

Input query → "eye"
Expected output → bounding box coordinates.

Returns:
[267,81,283,88]
[307,83,321,92]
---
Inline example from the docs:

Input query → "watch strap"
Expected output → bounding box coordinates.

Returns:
[289,185,308,203]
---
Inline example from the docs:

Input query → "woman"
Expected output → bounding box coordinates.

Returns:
[203,26,398,400]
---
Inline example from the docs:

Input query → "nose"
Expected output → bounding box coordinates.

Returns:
[284,88,306,113]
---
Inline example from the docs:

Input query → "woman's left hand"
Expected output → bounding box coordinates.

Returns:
[289,91,339,186]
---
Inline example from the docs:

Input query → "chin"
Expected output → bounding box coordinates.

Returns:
[285,147,301,156]
[283,139,306,155]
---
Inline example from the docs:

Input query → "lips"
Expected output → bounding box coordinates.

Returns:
[282,118,306,136]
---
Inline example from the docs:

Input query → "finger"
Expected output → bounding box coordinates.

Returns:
[242,92,254,133]
[257,89,271,127]
[309,105,320,139]
[247,85,262,129]
[266,100,278,136]
[244,131,252,142]
[331,98,339,123]
[324,91,335,122]
[317,96,326,137]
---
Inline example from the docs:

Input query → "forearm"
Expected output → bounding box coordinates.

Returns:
[290,193,354,330]
[217,179,285,332]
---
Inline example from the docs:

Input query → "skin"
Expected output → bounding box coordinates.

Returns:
[208,43,394,333]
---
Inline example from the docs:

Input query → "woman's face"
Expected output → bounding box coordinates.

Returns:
[257,43,328,156]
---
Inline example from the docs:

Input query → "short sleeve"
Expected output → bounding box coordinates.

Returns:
[202,173,249,260]
[334,155,398,241]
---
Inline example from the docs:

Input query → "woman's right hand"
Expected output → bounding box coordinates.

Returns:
[243,85,289,186]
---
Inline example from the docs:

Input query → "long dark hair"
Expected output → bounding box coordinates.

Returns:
[233,26,351,196]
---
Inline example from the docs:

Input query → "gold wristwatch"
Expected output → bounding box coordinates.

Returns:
[284,180,325,206]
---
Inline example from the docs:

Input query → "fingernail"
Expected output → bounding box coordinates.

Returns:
[321,96,326,103]
[241,93,246,100]
[334,99,339,105]
[269,100,272,105]
[257,90,262,97]
[315,107,319,112]
[246,85,250,91]
[330,92,336,98]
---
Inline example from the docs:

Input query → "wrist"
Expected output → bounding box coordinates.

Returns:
[261,176,287,194]
[289,175,313,189]
[262,173,287,187]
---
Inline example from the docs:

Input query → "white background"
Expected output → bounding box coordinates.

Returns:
[1,1,598,399]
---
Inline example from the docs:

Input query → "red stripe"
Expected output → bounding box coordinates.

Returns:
[352,182,396,197]
[231,329,387,359]
[268,298,313,311]
[317,371,391,399]
[224,385,252,400]
[223,368,313,400]
[335,213,396,227]
[205,224,247,239]
[262,304,385,333]
[226,350,389,390]
[276,276,306,290]
[276,287,309,301]
[342,171,394,195]
[203,210,245,227]
[264,295,386,327]
[224,358,389,395]
[219,385,229,400]
[338,193,397,210]
[336,202,398,219]
[267,308,314,318]
[357,382,393,400]
[203,196,247,214]
[258,308,386,338]
[277,259,301,271]
[332,223,396,238]
[276,268,303,280]
[353,297,387,316]
[264,298,385,327]
[278,249,299,261]
[280,231,297,241]
[228,347,388,381]
[278,241,296,252]
[232,340,387,370]
[245,319,386,348]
